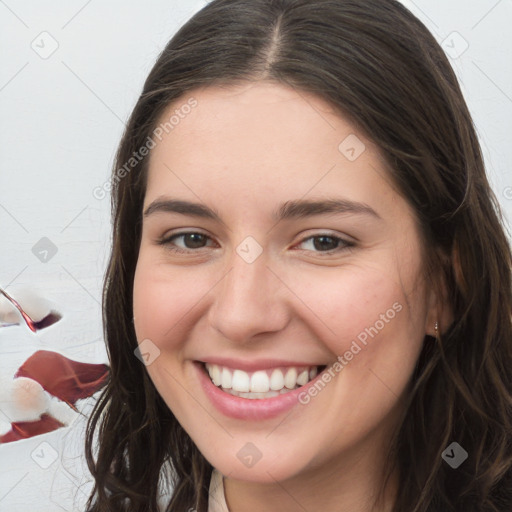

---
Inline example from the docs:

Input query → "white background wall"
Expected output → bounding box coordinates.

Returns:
[0,1,510,510]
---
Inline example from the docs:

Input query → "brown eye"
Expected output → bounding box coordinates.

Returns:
[180,233,208,249]
[159,232,214,252]
[297,234,352,253]
[312,236,340,251]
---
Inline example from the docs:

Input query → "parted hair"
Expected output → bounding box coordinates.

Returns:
[85,1,512,510]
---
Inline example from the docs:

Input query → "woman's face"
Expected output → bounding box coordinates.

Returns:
[133,81,440,484]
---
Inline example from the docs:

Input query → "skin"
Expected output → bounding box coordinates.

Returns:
[132,81,450,512]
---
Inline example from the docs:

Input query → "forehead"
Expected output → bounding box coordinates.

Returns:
[151,81,356,164]
[144,81,398,218]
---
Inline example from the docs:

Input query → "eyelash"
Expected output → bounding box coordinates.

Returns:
[157,231,355,255]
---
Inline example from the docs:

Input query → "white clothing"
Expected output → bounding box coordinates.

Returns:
[208,468,229,512]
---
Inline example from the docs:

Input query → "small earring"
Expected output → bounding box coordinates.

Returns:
[434,321,439,339]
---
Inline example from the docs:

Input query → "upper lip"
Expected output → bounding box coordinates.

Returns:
[197,357,328,372]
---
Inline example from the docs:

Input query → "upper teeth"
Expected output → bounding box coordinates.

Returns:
[205,364,319,393]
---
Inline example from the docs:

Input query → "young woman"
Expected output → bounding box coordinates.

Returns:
[85,1,512,511]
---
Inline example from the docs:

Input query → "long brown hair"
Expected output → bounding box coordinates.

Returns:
[85,1,512,510]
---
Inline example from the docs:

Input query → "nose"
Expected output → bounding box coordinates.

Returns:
[207,252,290,344]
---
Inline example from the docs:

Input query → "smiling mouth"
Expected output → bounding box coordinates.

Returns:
[203,363,327,399]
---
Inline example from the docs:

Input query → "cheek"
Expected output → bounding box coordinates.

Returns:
[292,267,402,338]
[132,258,205,412]
[132,257,210,346]
[288,260,427,371]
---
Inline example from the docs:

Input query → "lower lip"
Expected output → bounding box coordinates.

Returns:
[195,362,323,421]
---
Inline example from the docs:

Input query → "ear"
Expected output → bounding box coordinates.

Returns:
[424,275,453,337]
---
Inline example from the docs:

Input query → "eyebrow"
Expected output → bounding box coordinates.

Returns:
[275,199,381,221]
[144,199,221,221]
[143,197,381,221]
